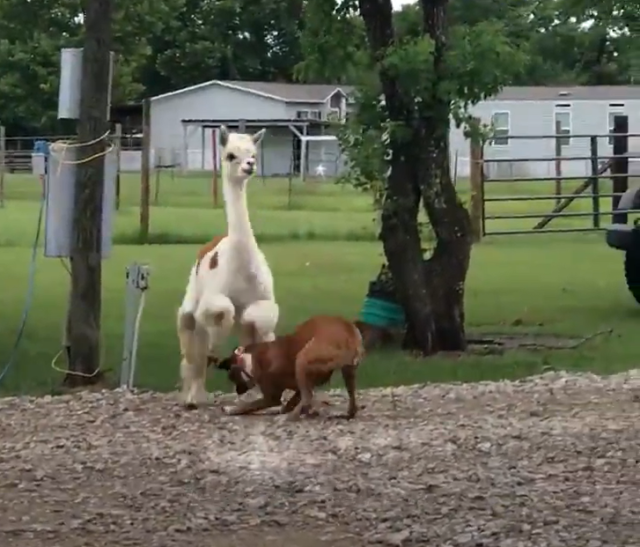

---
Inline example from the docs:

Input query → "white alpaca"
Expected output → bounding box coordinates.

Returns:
[177,126,279,407]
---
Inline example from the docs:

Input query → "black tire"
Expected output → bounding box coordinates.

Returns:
[624,249,640,304]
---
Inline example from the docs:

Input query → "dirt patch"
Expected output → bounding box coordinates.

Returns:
[1,370,639,546]
[466,328,614,354]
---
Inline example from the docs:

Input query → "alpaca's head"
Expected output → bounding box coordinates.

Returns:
[219,126,266,184]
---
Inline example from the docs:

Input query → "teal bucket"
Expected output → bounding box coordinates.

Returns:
[358,297,406,328]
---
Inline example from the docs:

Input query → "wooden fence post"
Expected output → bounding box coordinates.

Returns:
[0,125,5,208]
[611,115,629,224]
[212,127,219,207]
[554,119,563,207]
[114,122,122,211]
[139,98,151,242]
[469,138,484,242]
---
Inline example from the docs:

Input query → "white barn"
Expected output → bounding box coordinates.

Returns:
[148,80,353,177]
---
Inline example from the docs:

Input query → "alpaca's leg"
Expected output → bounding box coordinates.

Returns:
[239,300,279,344]
[195,294,235,360]
[177,313,210,408]
[178,264,199,322]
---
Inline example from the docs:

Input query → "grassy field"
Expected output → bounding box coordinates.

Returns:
[0,171,639,396]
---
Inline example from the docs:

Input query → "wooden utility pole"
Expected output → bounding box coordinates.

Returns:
[139,98,151,242]
[554,120,563,207]
[65,0,113,387]
[0,124,5,208]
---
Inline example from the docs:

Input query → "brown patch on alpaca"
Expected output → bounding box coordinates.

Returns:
[216,315,364,419]
[195,235,225,273]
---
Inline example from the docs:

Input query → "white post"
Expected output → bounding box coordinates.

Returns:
[181,122,188,175]
[300,137,308,183]
[200,126,205,170]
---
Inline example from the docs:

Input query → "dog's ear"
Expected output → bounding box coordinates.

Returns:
[216,356,234,371]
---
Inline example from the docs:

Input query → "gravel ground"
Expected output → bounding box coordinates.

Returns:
[1,370,639,547]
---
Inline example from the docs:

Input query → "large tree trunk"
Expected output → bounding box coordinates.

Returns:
[359,0,472,354]
[417,0,472,350]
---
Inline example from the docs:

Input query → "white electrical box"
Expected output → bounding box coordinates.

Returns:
[44,146,117,258]
[58,48,114,120]
[32,154,46,176]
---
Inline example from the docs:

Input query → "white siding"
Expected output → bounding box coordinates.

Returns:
[148,82,640,180]
[451,99,640,180]
[149,84,288,172]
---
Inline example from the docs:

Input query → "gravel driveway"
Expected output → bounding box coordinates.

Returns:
[1,370,639,547]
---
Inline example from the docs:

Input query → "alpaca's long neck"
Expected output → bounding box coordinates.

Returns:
[222,176,256,245]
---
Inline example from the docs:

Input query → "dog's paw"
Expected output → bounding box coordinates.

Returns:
[222,405,234,415]
[306,407,321,418]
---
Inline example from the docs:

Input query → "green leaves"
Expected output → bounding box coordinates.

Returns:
[382,36,435,97]
[2,0,639,135]
[446,20,527,114]
[0,0,185,132]
[295,0,369,84]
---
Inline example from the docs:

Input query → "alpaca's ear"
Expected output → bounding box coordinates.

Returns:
[219,125,230,147]
[252,128,266,145]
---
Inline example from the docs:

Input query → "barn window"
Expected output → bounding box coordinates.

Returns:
[490,111,510,146]
[608,104,625,145]
[554,105,572,147]
[295,109,322,120]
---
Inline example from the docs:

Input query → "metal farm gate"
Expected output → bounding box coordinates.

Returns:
[468,115,640,239]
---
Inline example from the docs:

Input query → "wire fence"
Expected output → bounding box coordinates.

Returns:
[4,119,640,242]
[0,131,350,212]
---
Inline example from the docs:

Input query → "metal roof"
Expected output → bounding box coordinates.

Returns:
[180,118,327,128]
[152,80,640,104]
[151,80,354,103]
[221,81,354,102]
[491,86,640,101]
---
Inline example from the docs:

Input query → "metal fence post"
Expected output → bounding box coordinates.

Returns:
[611,115,629,224]
[589,136,600,229]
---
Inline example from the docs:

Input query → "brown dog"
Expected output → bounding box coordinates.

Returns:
[216,315,364,420]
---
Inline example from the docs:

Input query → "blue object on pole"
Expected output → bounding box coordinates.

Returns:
[358,296,406,328]
[33,140,49,155]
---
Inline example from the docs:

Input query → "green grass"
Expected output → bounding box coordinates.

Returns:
[3,171,637,246]
[0,171,638,396]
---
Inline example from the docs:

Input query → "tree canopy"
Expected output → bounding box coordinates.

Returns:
[0,0,638,134]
